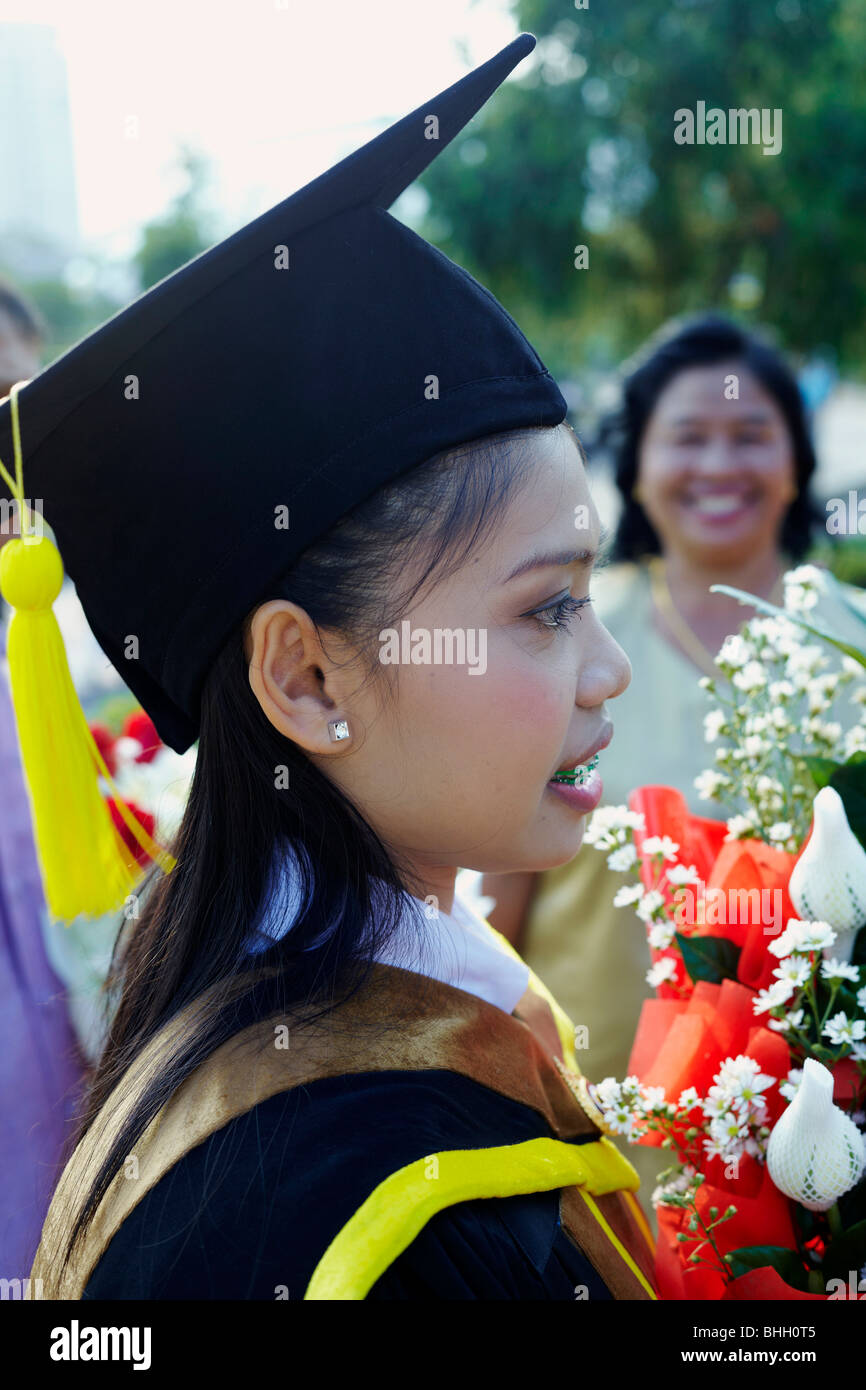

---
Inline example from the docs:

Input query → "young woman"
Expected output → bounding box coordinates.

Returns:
[1,34,657,1301]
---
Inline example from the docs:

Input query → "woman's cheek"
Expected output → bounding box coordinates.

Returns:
[499,663,570,754]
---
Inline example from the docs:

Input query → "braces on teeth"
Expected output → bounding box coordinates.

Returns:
[551,753,600,785]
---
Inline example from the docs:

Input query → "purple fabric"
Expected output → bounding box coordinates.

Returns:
[0,613,85,1277]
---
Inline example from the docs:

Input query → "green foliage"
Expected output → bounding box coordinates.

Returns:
[821,1218,866,1281]
[724,1244,812,1292]
[132,148,215,291]
[675,931,741,985]
[11,278,123,361]
[417,0,866,376]
[810,537,866,591]
[803,751,866,847]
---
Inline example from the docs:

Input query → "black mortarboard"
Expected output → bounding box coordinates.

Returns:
[0,32,566,917]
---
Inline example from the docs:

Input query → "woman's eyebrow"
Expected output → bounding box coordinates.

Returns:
[500,544,598,586]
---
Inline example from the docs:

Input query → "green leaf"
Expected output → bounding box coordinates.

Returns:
[823,754,866,849]
[675,932,741,985]
[709,584,866,667]
[851,925,866,970]
[725,1245,812,1292]
[802,755,842,790]
[821,1219,866,1283]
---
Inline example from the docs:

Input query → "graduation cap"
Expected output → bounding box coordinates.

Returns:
[0,31,567,920]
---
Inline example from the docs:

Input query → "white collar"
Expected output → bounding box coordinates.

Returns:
[247,850,528,1016]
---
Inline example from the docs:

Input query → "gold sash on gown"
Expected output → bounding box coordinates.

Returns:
[30,934,657,1300]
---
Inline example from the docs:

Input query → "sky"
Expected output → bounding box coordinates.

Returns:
[0,0,520,257]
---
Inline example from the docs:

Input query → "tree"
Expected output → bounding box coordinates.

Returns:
[133,148,216,292]
[415,0,866,375]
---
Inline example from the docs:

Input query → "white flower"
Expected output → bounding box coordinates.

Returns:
[858,985,866,1011]
[593,1077,624,1111]
[843,725,866,758]
[584,804,646,850]
[725,814,758,841]
[767,821,795,846]
[785,564,827,587]
[799,716,843,746]
[786,645,826,679]
[717,634,753,670]
[648,919,677,950]
[733,660,769,694]
[641,1085,669,1112]
[694,769,730,801]
[748,720,774,739]
[651,1164,698,1209]
[821,958,861,984]
[769,918,837,957]
[768,679,795,702]
[647,956,678,988]
[636,889,666,922]
[783,566,827,619]
[613,882,644,908]
[677,1087,701,1111]
[666,863,700,885]
[823,1012,866,1047]
[779,1067,803,1102]
[641,835,680,861]
[753,979,796,1014]
[703,1135,732,1162]
[716,1055,776,1100]
[607,843,638,872]
[751,616,799,648]
[743,734,770,759]
[806,673,841,715]
[703,709,728,742]
[772,957,811,989]
[784,564,827,597]
[768,1007,805,1034]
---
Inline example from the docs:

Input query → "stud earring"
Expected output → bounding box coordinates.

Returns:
[328,718,350,742]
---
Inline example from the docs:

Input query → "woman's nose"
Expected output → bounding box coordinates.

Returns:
[578,622,631,707]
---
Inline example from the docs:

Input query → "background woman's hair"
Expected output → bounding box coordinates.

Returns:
[63,424,543,1266]
[0,276,46,345]
[599,313,821,562]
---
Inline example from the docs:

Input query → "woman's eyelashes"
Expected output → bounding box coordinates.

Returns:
[521,591,592,632]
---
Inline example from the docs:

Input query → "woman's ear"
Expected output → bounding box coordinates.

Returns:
[246,600,349,754]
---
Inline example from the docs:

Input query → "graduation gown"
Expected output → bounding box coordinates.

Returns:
[28,940,657,1301]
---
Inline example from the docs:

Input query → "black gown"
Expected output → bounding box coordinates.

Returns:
[83,1069,614,1301]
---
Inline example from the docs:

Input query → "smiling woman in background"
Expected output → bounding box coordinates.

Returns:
[483,313,866,1220]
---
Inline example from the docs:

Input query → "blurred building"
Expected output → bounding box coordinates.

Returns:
[0,23,79,279]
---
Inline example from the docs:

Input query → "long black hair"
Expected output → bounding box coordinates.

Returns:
[63,425,543,1266]
[601,314,821,562]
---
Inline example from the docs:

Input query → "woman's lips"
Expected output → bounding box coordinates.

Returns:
[545,766,603,814]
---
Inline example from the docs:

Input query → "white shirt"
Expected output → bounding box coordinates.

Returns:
[247,847,529,1015]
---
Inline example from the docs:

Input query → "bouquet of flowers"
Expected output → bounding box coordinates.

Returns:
[585,565,866,1299]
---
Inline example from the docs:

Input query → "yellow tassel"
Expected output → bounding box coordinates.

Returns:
[0,382,176,922]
